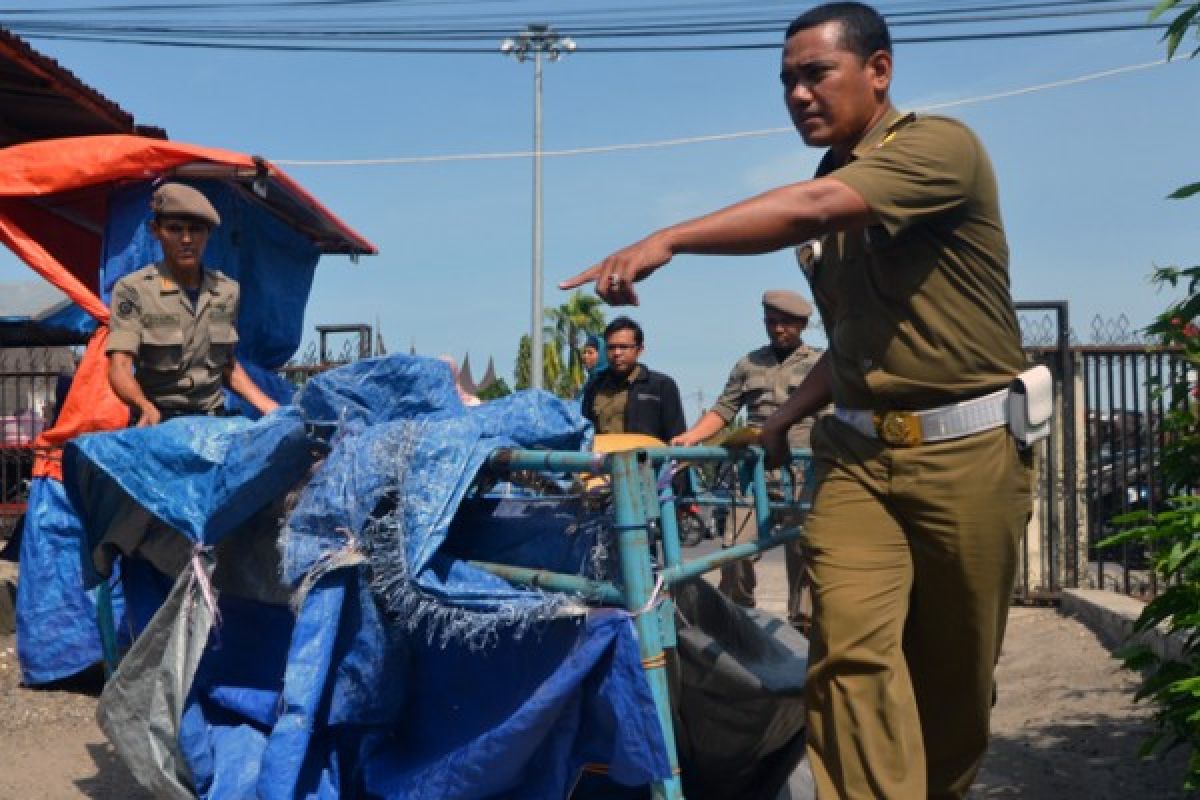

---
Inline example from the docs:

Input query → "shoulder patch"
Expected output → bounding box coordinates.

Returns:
[117,299,135,319]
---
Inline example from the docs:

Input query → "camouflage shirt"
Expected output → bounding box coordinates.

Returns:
[106,263,240,414]
[711,343,824,448]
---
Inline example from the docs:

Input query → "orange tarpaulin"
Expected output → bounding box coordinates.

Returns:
[31,328,129,481]
[0,134,377,478]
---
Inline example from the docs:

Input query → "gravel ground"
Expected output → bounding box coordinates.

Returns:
[974,606,1194,798]
[0,636,153,800]
[0,604,1194,798]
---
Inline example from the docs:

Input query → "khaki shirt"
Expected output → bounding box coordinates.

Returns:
[712,344,824,448]
[106,264,241,414]
[804,107,1026,411]
[591,365,642,435]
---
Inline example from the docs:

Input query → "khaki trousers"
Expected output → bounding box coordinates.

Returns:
[803,418,1031,800]
[717,471,810,628]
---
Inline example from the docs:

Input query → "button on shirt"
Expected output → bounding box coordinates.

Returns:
[106,263,241,414]
[711,344,824,448]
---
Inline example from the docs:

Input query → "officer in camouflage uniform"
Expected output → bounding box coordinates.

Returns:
[107,183,278,426]
[672,289,824,628]
[562,4,1033,797]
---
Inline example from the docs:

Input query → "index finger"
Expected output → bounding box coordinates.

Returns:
[559,262,602,291]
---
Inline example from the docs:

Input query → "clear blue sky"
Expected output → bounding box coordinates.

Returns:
[2,2,1198,421]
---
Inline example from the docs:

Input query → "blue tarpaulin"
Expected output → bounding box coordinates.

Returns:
[57,355,671,799]
[14,477,125,684]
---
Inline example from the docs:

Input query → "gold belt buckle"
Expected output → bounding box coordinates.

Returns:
[873,411,923,447]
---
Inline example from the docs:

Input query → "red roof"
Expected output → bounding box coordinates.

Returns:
[0,26,166,146]
[0,134,378,321]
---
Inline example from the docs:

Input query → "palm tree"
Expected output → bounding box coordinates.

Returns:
[544,291,606,396]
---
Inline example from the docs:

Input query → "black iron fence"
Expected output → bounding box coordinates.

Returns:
[1081,346,1194,598]
[0,348,71,526]
[1017,307,1195,601]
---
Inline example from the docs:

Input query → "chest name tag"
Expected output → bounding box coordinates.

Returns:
[143,313,180,328]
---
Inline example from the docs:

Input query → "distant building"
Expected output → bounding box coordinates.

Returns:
[456,354,499,396]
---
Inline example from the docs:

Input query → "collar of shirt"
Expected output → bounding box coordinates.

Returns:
[782,342,814,366]
[818,105,914,177]
[765,342,810,366]
[849,105,912,160]
[603,364,643,389]
[155,263,216,296]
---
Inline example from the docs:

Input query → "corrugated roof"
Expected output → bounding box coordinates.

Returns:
[0,26,166,146]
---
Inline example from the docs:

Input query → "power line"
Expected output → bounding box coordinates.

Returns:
[0,0,1161,33]
[10,20,1169,52]
[0,0,1149,17]
[271,57,1171,166]
[2,4,1160,38]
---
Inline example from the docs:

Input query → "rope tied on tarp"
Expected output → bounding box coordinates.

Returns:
[186,544,222,629]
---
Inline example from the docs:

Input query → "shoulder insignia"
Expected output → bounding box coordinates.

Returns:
[877,112,918,149]
[117,299,135,318]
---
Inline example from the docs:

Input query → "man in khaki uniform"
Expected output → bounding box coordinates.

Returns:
[672,290,823,628]
[562,4,1032,798]
[107,183,278,425]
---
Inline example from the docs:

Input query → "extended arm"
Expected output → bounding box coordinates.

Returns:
[561,177,870,305]
[671,410,728,446]
[107,351,161,427]
[761,352,833,468]
[226,360,280,416]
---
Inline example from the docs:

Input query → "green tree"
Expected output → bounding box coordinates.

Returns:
[476,377,512,401]
[1154,0,1200,60]
[512,332,566,395]
[1099,2,1200,789]
[544,291,607,397]
[512,293,606,398]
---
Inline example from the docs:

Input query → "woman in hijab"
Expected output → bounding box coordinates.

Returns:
[577,333,607,400]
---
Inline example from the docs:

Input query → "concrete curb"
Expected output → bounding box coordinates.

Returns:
[1061,588,1187,662]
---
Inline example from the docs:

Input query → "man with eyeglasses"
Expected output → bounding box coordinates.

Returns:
[106,182,279,426]
[582,315,686,443]
[671,290,823,629]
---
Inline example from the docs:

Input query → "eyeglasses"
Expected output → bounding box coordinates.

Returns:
[605,343,640,351]
[159,221,211,237]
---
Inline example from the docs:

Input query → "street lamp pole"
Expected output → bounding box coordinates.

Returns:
[502,24,574,391]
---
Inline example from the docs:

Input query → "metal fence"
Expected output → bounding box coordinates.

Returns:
[1016,307,1195,601]
[1081,346,1193,598]
[0,347,71,525]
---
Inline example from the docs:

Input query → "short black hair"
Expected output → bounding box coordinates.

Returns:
[785,2,892,61]
[604,316,644,347]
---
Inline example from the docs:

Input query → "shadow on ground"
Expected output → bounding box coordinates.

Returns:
[974,711,1193,799]
[75,741,156,800]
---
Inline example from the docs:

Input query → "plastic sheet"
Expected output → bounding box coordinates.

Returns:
[14,477,125,684]
[63,356,673,799]
[65,409,314,573]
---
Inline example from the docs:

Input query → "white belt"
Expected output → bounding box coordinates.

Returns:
[834,388,1008,447]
